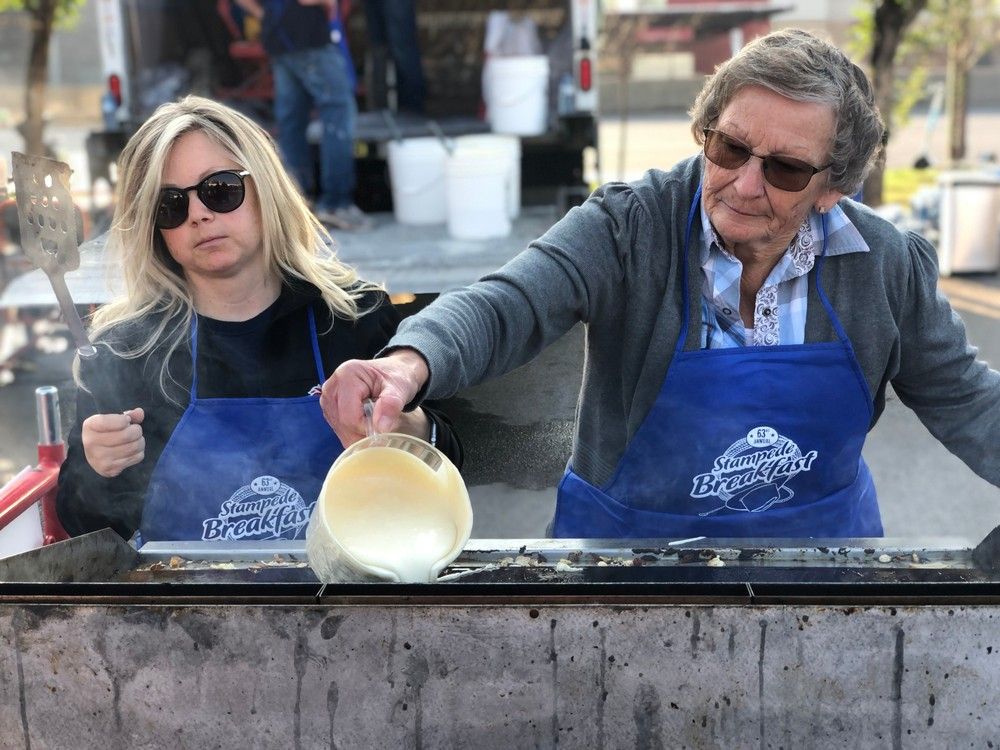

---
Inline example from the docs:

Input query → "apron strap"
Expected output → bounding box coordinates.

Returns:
[306,306,326,384]
[676,183,703,352]
[189,315,200,400]
[812,212,851,344]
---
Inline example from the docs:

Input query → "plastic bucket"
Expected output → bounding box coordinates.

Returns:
[386,137,448,225]
[454,134,521,219]
[445,148,511,240]
[484,55,550,136]
[306,433,472,583]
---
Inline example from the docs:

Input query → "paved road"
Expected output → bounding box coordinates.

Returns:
[1,112,999,544]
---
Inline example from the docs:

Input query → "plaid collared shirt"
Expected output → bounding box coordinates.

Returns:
[698,204,870,349]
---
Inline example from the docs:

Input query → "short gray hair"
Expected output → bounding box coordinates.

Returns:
[689,28,885,195]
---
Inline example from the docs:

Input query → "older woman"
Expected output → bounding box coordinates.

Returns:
[320,29,1000,539]
[56,96,461,542]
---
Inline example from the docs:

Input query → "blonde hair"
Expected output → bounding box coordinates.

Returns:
[82,96,380,398]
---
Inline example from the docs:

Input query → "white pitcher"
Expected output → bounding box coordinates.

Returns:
[306,433,472,583]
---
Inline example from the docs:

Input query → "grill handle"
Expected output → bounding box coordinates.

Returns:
[35,385,62,446]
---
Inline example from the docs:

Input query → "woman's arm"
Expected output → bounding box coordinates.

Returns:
[56,386,150,539]
[340,291,465,467]
[320,184,645,446]
[56,333,181,539]
[386,182,640,400]
[891,231,1000,486]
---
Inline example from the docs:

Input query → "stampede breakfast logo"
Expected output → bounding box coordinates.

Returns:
[202,475,314,541]
[690,427,818,517]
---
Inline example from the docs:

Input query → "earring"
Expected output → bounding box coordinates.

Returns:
[816,205,827,214]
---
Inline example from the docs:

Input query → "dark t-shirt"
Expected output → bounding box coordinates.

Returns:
[260,0,331,56]
[55,283,463,539]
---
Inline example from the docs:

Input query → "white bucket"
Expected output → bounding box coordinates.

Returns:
[445,148,511,240]
[454,134,521,219]
[306,433,473,583]
[386,137,448,225]
[483,55,550,136]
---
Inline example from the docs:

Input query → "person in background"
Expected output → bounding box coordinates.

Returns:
[363,0,426,114]
[56,96,461,542]
[234,0,371,231]
[318,29,1000,539]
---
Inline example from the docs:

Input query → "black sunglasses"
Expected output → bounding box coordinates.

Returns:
[156,170,251,229]
[702,128,831,192]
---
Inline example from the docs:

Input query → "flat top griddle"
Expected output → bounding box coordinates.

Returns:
[3,530,1000,605]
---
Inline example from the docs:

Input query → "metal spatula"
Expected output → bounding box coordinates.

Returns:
[10,151,96,359]
[10,151,122,412]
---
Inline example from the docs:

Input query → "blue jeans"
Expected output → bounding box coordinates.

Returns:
[363,0,426,114]
[272,44,356,211]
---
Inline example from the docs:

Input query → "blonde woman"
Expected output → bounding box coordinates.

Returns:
[56,96,461,542]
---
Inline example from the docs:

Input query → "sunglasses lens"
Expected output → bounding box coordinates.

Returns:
[704,130,752,170]
[761,157,814,192]
[156,171,247,229]
[704,129,820,192]
[198,171,245,214]
[156,189,188,230]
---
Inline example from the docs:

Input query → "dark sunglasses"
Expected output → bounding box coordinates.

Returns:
[702,128,831,192]
[156,170,251,229]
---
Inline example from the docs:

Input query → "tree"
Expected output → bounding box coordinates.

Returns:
[599,13,644,180]
[0,0,85,156]
[855,0,929,206]
[853,0,1000,203]
[927,0,1000,163]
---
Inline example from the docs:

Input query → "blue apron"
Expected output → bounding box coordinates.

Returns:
[552,186,882,539]
[140,307,342,542]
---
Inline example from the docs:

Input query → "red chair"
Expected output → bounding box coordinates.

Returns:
[215,0,274,103]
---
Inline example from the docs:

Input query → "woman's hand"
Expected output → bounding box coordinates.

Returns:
[319,349,429,447]
[82,407,146,478]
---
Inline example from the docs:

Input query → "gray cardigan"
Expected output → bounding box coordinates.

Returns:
[391,156,1000,490]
